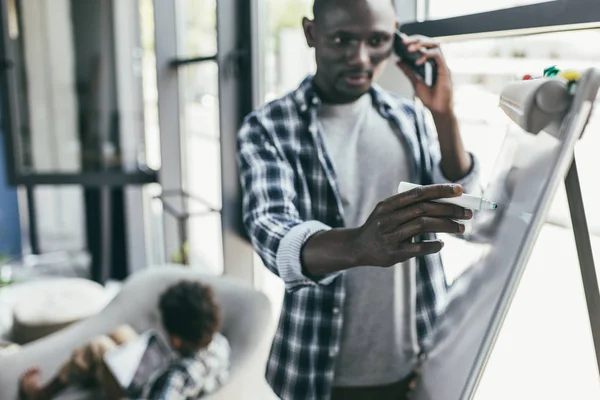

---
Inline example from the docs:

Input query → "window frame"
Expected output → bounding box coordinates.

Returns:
[0,0,158,187]
[402,0,600,40]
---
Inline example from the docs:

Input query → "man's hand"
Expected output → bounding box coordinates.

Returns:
[351,184,471,267]
[396,34,453,116]
[301,184,472,277]
[396,34,472,181]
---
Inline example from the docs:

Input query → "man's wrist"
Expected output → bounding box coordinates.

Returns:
[430,108,457,124]
[301,228,362,277]
[345,227,364,266]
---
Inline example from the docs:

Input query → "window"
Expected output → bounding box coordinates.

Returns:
[174,0,223,273]
[440,31,600,280]
[440,29,600,235]
[426,0,556,20]
[182,62,223,272]
[175,0,217,58]
[6,0,154,176]
[1,0,158,257]
[262,0,314,102]
[140,0,161,171]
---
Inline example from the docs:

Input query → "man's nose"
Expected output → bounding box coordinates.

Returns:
[347,42,370,68]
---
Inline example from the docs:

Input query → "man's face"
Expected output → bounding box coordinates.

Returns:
[304,0,397,103]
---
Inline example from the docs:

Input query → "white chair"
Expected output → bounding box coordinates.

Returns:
[0,266,273,399]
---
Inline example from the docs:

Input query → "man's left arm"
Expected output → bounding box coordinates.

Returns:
[397,34,481,194]
[420,107,481,195]
[431,111,473,182]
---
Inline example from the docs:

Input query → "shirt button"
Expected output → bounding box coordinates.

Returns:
[329,348,339,357]
[332,307,340,315]
[300,104,307,112]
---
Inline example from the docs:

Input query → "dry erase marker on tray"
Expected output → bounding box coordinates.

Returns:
[397,182,497,211]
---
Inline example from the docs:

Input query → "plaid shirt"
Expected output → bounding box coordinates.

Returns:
[145,333,231,400]
[237,76,479,400]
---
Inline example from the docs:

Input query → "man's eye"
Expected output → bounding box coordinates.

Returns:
[333,36,345,45]
[369,37,384,47]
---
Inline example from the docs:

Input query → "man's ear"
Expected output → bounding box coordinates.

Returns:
[302,17,316,48]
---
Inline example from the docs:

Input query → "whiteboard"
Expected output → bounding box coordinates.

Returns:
[413,69,600,400]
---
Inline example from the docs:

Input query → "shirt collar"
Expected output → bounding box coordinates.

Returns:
[293,75,396,117]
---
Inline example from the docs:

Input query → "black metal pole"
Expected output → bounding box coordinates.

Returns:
[99,186,112,284]
[170,54,217,67]
[216,0,256,282]
[25,186,39,254]
[564,158,600,374]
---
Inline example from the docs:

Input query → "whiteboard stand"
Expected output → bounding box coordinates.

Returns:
[564,157,600,374]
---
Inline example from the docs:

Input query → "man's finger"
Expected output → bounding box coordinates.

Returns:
[415,49,444,65]
[415,50,451,77]
[377,202,471,234]
[393,240,445,259]
[389,202,472,231]
[406,40,440,52]
[383,184,463,211]
[387,216,465,243]
[401,34,440,51]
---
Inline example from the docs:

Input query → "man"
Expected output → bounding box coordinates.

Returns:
[237,0,480,398]
[19,281,230,400]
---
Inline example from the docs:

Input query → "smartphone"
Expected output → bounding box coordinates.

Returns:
[394,30,437,87]
[103,330,172,396]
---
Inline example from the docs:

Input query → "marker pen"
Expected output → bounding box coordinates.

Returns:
[397,182,497,211]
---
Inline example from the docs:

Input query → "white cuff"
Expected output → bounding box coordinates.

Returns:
[276,220,342,291]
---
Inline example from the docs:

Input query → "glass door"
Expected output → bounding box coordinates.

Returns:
[152,0,255,280]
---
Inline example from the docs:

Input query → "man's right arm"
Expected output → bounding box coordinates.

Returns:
[237,118,472,289]
[301,185,472,277]
[237,118,340,292]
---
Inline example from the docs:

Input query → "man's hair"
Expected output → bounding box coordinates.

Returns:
[312,0,327,21]
[158,280,221,349]
[312,0,396,21]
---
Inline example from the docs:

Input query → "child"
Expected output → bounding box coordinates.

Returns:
[19,280,230,399]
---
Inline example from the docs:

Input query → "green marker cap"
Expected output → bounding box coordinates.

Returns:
[544,65,560,77]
